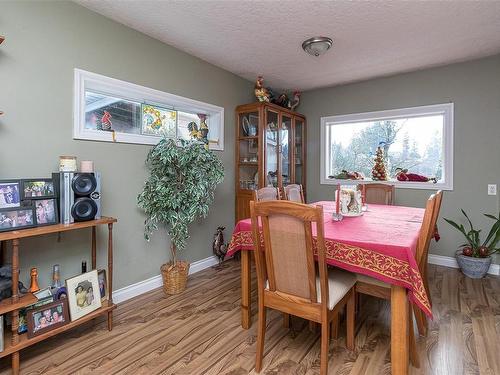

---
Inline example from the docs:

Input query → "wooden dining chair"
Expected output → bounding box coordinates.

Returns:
[250,200,356,375]
[283,184,305,203]
[253,187,281,202]
[413,190,443,336]
[351,193,439,367]
[360,183,395,205]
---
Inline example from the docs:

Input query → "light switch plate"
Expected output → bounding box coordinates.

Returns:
[488,184,497,195]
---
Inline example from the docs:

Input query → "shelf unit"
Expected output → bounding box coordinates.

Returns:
[0,216,117,375]
[235,102,306,221]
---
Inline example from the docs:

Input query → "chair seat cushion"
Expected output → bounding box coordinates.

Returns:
[265,268,356,310]
[356,273,389,288]
[317,268,357,309]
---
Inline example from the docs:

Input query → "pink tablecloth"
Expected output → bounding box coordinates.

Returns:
[227,201,432,318]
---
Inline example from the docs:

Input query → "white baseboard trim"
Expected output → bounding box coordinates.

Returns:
[113,255,219,304]
[428,254,500,276]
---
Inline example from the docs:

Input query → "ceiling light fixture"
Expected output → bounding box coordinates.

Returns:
[302,36,333,57]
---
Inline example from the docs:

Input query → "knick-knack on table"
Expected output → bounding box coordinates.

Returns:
[29,267,40,293]
[51,264,62,289]
[371,144,388,181]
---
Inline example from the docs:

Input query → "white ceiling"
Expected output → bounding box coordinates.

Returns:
[77,0,500,91]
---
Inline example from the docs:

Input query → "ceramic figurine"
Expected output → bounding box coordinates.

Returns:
[395,168,437,183]
[254,76,270,102]
[213,226,227,264]
[288,91,301,111]
[28,267,40,293]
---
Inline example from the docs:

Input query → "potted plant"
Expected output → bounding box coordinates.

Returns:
[444,209,500,278]
[138,138,224,294]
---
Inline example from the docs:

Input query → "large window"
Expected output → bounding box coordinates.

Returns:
[320,103,454,190]
[74,69,224,150]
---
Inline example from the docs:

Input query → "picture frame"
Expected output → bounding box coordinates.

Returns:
[0,180,21,209]
[26,299,69,338]
[97,269,108,301]
[0,207,36,232]
[29,198,59,226]
[21,178,56,200]
[66,270,101,321]
[17,295,54,334]
[34,287,52,300]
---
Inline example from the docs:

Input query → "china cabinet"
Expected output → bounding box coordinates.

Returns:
[235,102,306,221]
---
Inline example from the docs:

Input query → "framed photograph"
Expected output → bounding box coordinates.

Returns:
[66,270,101,321]
[97,269,108,301]
[32,199,58,226]
[21,179,55,199]
[17,295,54,334]
[54,286,67,300]
[26,299,69,338]
[0,207,36,232]
[34,287,52,300]
[0,181,21,209]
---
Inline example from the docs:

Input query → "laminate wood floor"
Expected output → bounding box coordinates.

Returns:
[1,260,499,374]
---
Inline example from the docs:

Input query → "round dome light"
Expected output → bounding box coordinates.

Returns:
[302,36,333,57]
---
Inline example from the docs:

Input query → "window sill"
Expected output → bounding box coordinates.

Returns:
[320,178,452,191]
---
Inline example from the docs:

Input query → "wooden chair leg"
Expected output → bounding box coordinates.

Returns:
[346,290,355,350]
[309,321,317,332]
[283,313,290,329]
[423,263,432,307]
[409,305,420,368]
[320,321,330,375]
[330,313,339,340]
[414,305,428,337]
[255,302,267,372]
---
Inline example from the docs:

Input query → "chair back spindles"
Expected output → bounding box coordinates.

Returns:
[253,187,280,202]
[415,192,442,268]
[283,184,305,203]
[361,184,395,205]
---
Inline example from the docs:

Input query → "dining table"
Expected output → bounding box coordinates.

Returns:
[226,201,432,375]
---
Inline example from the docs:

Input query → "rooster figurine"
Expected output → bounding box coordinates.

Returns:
[213,226,227,265]
[288,91,301,111]
[254,76,270,102]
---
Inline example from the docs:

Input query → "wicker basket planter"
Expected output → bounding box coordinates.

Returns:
[455,250,491,279]
[161,261,190,295]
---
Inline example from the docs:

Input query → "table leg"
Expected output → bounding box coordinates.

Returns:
[11,238,20,375]
[107,223,114,331]
[91,226,97,270]
[391,285,409,375]
[241,251,251,329]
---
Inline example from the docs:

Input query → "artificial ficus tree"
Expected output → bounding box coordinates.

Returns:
[138,138,224,268]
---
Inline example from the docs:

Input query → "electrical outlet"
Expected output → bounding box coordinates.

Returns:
[488,184,497,195]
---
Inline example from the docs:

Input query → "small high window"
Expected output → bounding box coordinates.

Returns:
[74,69,224,150]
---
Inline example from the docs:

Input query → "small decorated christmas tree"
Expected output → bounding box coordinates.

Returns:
[372,146,388,181]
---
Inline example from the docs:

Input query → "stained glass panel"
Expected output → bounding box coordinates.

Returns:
[141,104,177,137]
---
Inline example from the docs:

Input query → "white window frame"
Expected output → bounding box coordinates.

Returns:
[320,103,454,190]
[73,68,225,150]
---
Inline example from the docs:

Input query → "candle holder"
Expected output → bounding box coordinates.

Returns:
[333,184,343,221]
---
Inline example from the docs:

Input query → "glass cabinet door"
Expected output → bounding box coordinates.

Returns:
[294,117,304,185]
[265,109,279,187]
[238,111,259,190]
[280,114,293,187]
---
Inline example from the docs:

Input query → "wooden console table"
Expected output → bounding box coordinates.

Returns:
[0,216,117,375]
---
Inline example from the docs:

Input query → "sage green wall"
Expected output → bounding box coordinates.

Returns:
[0,1,253,289]
[300,54,500,264]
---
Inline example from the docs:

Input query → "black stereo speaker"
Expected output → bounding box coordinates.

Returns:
[53,172,101,223]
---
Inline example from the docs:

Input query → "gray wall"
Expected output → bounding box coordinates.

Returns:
[300,54,500,264]
[0,1,253,289]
